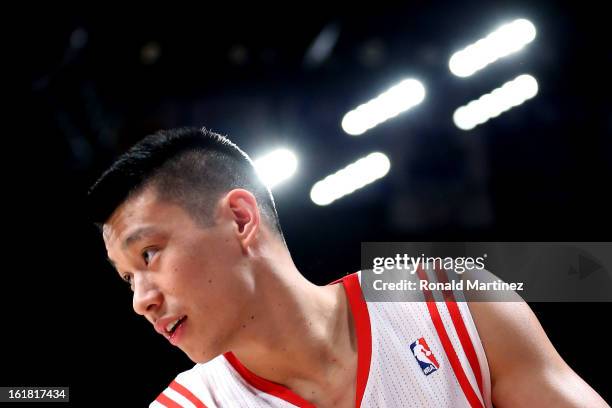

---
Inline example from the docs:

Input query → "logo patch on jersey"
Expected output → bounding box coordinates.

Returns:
[410,337,440,376]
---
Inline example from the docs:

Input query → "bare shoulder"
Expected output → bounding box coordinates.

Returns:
[462,269,609,407]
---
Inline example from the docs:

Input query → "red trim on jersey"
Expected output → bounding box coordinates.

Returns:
[342,272,372,408]
[224,351,316,407]
[434,267,485,402]
[223,272,371,408]
[169,380,208,408]
[155,392,183,408]
[417,266,484,408]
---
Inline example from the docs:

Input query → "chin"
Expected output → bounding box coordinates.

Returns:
[185,347,219,365]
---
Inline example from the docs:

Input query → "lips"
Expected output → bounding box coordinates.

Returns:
[165,317,184,333]
[168,318,187,345]
[154,315,187,340]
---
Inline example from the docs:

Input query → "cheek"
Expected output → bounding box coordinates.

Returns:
[167,236,249,297]
[188,236,242,271]
[167,247,229,290]
[169,256,209,287]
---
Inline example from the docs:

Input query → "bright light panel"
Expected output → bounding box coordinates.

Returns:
[310,152,391,205]
[254,148,298,188]
[449,19,536,77]
[453,74,539,130]
[342,79,426,136]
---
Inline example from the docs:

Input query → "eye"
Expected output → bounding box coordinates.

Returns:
[142,248,158,266]
[120,273,135,291]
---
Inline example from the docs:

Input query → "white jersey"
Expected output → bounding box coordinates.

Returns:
[150,271,492,408]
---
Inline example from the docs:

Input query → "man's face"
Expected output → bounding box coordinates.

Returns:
[103,186,254,363]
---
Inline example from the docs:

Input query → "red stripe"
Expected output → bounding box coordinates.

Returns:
[155,392,183,408]
[434,267,485,401]
[417,266,484,408]
[224,351,316,407]
[343,273,372,408]
[169,381,207,408]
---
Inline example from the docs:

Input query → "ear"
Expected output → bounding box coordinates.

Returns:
[225,189,260,251]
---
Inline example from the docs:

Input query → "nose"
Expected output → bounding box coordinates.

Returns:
[132,275,163,316]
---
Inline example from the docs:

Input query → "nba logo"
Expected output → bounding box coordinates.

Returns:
[410,337,440,376]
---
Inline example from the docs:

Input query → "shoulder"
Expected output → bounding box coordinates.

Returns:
[463,269,608,406]
[460,268,562,376]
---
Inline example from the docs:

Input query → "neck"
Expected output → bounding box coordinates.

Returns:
[227,252,357,399]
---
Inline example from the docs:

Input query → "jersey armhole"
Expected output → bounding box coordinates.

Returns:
[455,298,493,408]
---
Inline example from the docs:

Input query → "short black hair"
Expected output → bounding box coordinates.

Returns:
[88,127,284,238]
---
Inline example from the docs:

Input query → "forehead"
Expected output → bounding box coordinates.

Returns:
[102,187,179,245]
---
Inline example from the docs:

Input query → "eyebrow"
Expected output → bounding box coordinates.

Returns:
[106,226,159,271]
[121,226,159,250]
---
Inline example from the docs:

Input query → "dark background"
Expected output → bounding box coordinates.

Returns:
[16,2,611,406]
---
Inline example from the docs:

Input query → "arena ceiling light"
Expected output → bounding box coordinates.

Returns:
[254,148,298,189]
[449,18,536,77]
[341,79,426,136]
[310,152,391,206]
[453,74,538,130]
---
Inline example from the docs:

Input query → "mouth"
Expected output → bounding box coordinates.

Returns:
[156,315,188,342]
